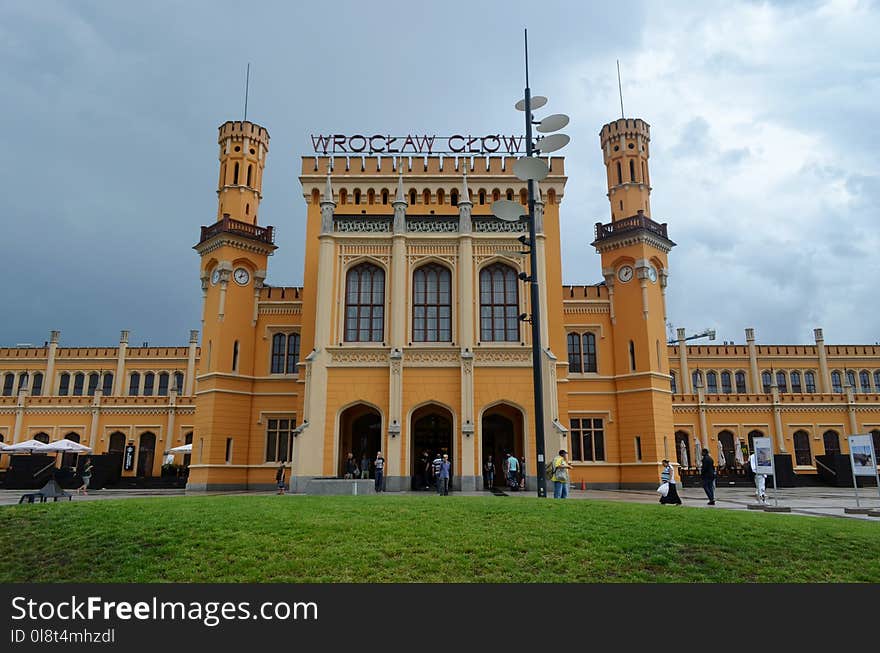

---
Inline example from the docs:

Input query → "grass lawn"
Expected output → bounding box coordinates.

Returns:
[1,495,878,583]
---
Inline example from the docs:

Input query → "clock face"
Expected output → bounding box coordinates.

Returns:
[233,267,250,286]
[210,269,221,285]
[648,266,658,283]
[617,265,634,283]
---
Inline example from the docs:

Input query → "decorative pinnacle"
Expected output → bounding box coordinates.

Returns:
[322,171,335,205]
[395,172,406,204]
[460,169,471,205]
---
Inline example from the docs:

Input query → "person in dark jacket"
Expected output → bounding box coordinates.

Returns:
[700,448,716,505]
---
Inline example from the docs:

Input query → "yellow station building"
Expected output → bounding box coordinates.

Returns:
[2,116,879,491]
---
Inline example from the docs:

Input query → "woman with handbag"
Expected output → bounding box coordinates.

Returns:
[658,459,682,505]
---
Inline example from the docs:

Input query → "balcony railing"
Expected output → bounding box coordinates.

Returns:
[594,211,670,243]
[199,216,274,245]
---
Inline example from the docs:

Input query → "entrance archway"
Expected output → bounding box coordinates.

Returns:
[481,404,525,489]
[410,404,454,490]
[137,432,156,478]
[108,432,126,480]
[718,430,736,469]
[338,404,382,477]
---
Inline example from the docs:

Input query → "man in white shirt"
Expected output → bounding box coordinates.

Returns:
[748,452,767,503]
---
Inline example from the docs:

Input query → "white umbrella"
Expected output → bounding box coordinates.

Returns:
[734,439,745,466]
[679,439,689,468]
[694,439,702,470]
[717,441,727,468]
[168,443,192,454]
[44,440,92,453]
[1,439,52,453]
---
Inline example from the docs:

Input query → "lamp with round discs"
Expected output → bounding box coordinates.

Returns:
[491,199,525,222]
[515,95,547,111]
[535,133,570,154]
[536,113,570,133]
[513,156,550,182]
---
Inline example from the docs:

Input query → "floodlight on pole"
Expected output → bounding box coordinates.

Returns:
[491,28,571,498]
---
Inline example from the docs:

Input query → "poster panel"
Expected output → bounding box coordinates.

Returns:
[752,437,774,475]
[848,435,877,477]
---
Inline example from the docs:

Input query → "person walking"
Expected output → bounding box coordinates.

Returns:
[275,464,287,495]
[550,449,572,499]
[659,459,682,505]
[360,452,370,479]
[506,452,520,490]
[438,454,451,496]
[748,451,767,503]
[77,457,94,496]
[700,448,716,505]
[374,452,385,492]
[432,453,444,494]
[484,455,495,491]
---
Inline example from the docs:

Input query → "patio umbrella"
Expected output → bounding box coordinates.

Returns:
[168,443,192,454]
[44,440,92,453]
[679,439,689,468]
[717,441,727,468]
[694,439,702,470]
[734,439,745,466]
[1,439,52,453]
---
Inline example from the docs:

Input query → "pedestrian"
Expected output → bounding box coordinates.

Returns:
[275,464,286,495]
[360,452,370,479]
[700,448,716,505]
[506,452,519,490]
[77,456,94,495]
[432,452,443,494]
[748,451,767,503]
[550,449,572,499]
[374,452,385,492]
[519,456,527,490]
[658,459,682,505]
[421,451,431,490]
[344,452,358,479]
[438,454,451,496]
[484,455,495,490]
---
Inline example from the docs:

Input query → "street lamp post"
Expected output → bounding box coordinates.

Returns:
[492,29,570,498]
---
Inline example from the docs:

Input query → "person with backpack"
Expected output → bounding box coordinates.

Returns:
[506,452,519,490]
[275,464,287,495]
[550,449,572,498]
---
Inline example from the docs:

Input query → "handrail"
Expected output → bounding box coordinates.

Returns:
[594,212,670,241]
[199,216,274,245]
[815,458,837,476]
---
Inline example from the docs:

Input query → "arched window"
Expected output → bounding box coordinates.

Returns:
[34,432,50,444]
[616,161,622,185]
[412,264,452,342]
[157,372,170,396]
[747,430,763,453]
[506,189,514,200]
[479,263,518,342]
[761,371,772,393]
[72,373,85,396]
[423,189,430,205]
[629,159,636,182]
[874,371,880,392]
[381,189,389,205]
[859,370,870,393]
[478,190,486,205]
[286,334,300,373]
[437,189,445,205]
[629,341,636,371]
[793,430,812,466]
[670,371,677,394]
[790,371,802,393]
[232,341,239,372]
[102,373,113,396]
[233,162,239,184]
[59,372,70,396]
[706,371,718,393]
[271,333,285,374]
[17,372,29,394]
[450,189,458,206]
[367,189,375,205]
[345,263,385,342]
[691,370,703,390]
[567,333,581,373]
[62,432,81,469]
[776,371,787,393]
[846,370,856,390]
[735,371,747,393]
[492,189,501,202]
[86,372,99,396]
[805,371,816,393]
[871,430,880,462]
[354,189,361,205]
[143,372,155,396]
[246,164,252,186]
[173,372,184,392]
[721,371,732,394]
[409,189,417,205]
[520,189,528,205]
[583,333,597,373]
[128,372,140,396]
[823,430,841,456]
[32,372,43,397]
[831,371,842,393]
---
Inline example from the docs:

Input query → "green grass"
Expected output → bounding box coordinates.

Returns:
[1,495,878,583]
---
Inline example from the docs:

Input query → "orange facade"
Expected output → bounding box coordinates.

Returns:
[2,117,878,490]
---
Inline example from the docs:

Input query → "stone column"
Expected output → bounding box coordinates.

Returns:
[677,328,691,394]
[45,330,60,395]
[696,375,708,449]
[165,388,177,451]
[770,379,785,452]
[12,389,27,444]
[88,389,102,450]
[114,330,128,396]
[845,381,858,435]
[746,328,759,394]
[457,173,477,490]
[814,328,830,394]
[602,270,616,325]
[185,330,198,396]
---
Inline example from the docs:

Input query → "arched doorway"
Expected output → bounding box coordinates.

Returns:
[108,432,126,480]
[481,404,525,489]
[183,432,193,468]
[410,404,454,491]
[823,430,841,456]
[338,404,382,477]
[61,432,81,470]
[718,430,736,469]
[793,430,812,466]
[674,431,690,469]
[137,432,156,477]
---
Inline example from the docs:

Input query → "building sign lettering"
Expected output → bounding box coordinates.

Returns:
[310,134,530,155]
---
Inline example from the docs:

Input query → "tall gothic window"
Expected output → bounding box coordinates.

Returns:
[102,373,113,396]
[583,333,597,372]
[735,371,747,393]
[706,371,718,393]
[566,332,597,374]
[721,371,732,394]
[412,264,452,342]
[761,371,772,393]
[479,263,519,342]
[271,333,300,374]
[859,370,870,393]
[831,371,842,393]
[805,371,816,393]
[793,430,812,466]
[567,333,582,373]
[345,263,385,342]
[776,371,787,393]
[790,371,802,393]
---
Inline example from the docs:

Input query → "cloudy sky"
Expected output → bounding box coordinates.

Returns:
[0,0,877,347]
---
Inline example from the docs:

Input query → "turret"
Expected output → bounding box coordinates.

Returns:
[599,118,651,221]
[216,120,270,224]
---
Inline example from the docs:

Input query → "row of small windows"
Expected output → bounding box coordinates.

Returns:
[829,369,880,394]
[2,372,44,396]
[342,261,522,343]
[316,187,558,207]
[126,371,184,397]
[2,371,186,397]
[674,369,880,395]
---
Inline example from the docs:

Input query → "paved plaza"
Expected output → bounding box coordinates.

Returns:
[1,485,879,520]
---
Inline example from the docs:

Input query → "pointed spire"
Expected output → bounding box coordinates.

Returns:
[395,171,406,204]
[460,169,471,205]
[322,170,334,205]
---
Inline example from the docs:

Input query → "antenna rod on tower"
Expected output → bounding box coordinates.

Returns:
[244,63,250,122]
[617,59,625,119]
[524,28,529,88]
